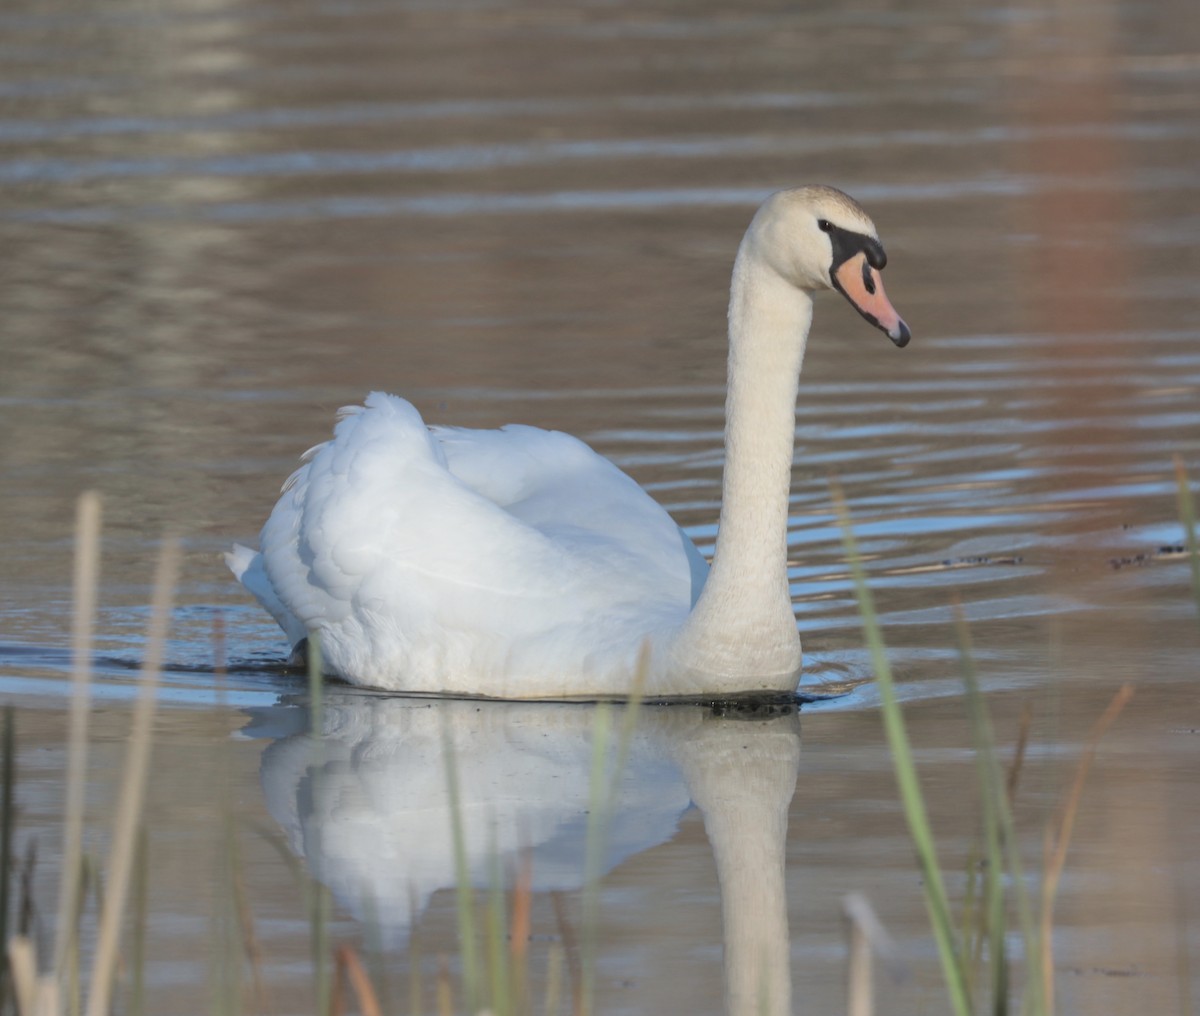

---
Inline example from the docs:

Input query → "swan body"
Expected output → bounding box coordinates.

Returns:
[229,185,909,698]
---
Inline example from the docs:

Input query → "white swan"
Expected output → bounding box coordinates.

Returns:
[227,185,909,698]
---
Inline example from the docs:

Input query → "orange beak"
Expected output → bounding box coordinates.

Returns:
[833,252,911,347]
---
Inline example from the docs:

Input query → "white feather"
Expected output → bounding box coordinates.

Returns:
[229,187,906,698]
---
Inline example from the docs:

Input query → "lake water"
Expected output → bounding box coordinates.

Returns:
[0,0,1197,1012]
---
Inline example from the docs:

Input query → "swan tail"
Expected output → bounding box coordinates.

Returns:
[224,542,258,582]
[225,543,310,653]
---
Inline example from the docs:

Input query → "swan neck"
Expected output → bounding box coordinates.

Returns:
[717,252,811,573]
[673,243,810,682]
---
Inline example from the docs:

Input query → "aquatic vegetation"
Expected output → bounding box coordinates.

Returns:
[0,487,1182,1015]
[836,483,1135,1016]
[834,482,972,1016]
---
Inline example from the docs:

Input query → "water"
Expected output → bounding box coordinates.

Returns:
[1,0,1198,1011]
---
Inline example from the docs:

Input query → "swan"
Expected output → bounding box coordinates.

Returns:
[227,185,910,699]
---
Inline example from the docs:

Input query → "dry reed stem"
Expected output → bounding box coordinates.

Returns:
[231,839,267,1014]
[55,491,101,983]
[330,947,346,1016]
[1007,703,1033,806]
[86,536,181,1016]
[436,956,453,1016]
[1039,682,1135,1012]
[542,944,564,1016]
[843,894,875,1016]
[7,936,36,1016]
[335,946,383,1016]
[510,853,532,956]
[408,886,424,1016]
[509,850,533,1015]
[550,893,582,1016]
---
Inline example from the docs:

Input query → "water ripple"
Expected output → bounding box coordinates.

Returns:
[8,168,1199,225]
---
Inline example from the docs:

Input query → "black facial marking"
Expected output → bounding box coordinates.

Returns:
[821,217,908,344]
[861,257,876,295]
[824,221,887,273]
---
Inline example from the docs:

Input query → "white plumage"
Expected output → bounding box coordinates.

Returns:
[230,392,705,695]
[228,186,909,698]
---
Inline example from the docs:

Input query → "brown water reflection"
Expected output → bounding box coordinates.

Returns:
[0,0,1198,1011]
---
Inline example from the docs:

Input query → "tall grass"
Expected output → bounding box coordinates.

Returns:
[835,483,1135,1016]
[832,482,972,1016]
[432,659,646,1016]
[55,491,100,987]
[86,537,179,1016]
[1,498,180,1016]
[955,607,1041,1016]
[0,479,1177,1014]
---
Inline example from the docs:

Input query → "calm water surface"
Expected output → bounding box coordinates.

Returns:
[1,0,1198,1012]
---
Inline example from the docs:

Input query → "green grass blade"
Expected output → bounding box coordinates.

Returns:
[954,609,1009,1015]
[564,662,648,1016]
[305,634,333,1016]
[307,633,324,735]
[487,841,509,1016]
[611,650,647,795]
[833,485,972,1016]
[961,838,983,991]
[954,609,1043,1016]
[580,702,614,1016]
[0,705,14,1004]
[441,725,480,1014]
[407,886,424,1016]
[1174,456,1200,627]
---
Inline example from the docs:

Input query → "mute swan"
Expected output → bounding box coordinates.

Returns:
[227,185,909,699]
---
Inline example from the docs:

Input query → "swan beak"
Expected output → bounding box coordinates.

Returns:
[833,253,911,348]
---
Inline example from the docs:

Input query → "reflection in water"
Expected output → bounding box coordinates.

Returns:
[249,694,800,1016]
[2,0,1196,1008]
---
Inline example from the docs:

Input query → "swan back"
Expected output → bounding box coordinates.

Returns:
[248,393,704,695]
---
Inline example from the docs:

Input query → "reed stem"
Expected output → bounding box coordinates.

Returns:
[833,484,972,1016]
[86,535,180,1016]
[56,491,101,984]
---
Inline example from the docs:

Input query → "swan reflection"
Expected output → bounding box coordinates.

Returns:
[247,694,801,1016]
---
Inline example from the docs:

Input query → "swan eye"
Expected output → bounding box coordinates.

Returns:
[817,219,832,233]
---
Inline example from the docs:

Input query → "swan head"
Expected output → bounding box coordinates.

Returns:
[745,185,911,347]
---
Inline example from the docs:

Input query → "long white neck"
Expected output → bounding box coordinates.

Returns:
[672,241,810,686]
